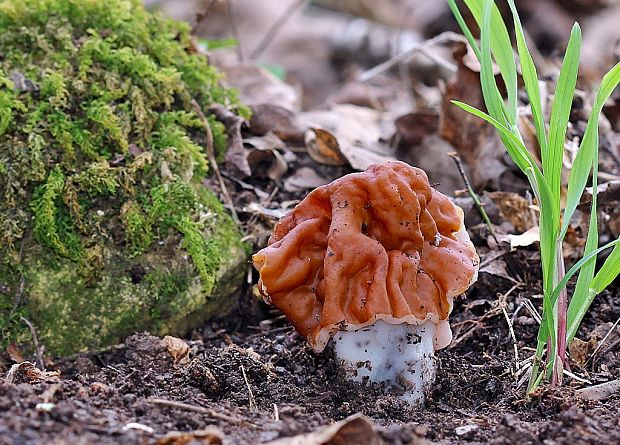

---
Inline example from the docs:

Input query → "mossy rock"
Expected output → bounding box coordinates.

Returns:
[0,0,250,355]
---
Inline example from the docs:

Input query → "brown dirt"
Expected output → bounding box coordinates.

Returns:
[1,246,619,444]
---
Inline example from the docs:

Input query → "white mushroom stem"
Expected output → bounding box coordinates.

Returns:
[332,320,446,405]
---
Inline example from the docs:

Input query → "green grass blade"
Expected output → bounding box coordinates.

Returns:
[464,0,518,126]
[451,101,537,173]
[507,0,548,156]
[478,0,507,124]
[566,241,620,342]
[540,236,620,343]
[446,0,481,60]
[591,243,620,293]
[562,61,620,237]
[547,23,581,205]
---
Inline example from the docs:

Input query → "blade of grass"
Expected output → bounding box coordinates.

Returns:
[506,0,548,159]
[561,61,620,238]
[546,23,581,205]
[464,0,518,125]
[446,0,481,60]
[567,241,620,342]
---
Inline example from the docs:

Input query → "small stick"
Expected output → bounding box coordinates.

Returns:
[586,315,620,366]
[226,0,244,63]
[448,152,499,243]
[191,99,240,225]
[499,284,522,376]
[20,317,44,370]
[249,0,309,60]
[273,403,279,422]
[240,364,257,411]
[357,32,465,82]
[147,397,257,428]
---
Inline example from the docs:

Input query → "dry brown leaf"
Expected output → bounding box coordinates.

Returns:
[298,105,396,170]
[305,128,348,166]
[267,414,385,445]
[162,336,190,366]
[568,337,597,368]
[209,105,251,178]
[248,104,305,144]
[439,43,510,190]
[393,111,439,148]
[486,191,535,233]
[156,426,224,445]
[6,342,24,363]
[5,362,60,385]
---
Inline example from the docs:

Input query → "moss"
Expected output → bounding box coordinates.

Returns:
[0,0,249,353]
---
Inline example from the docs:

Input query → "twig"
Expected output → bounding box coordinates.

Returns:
[357,32,465,82]
[190,99,240,225]
[19,317,44,370]
[448,152,499,243]
[226,0,244,63]
[240,364,257,411]
[587,315,620,366]
[147,397,257,428]
[249,0,309,60]
[273,403,279,422]
[500,283,522,376]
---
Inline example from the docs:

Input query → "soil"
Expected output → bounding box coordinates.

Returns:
[1,245,619,444]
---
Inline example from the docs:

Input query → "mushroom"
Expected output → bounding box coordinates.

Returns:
[253,161,479,404]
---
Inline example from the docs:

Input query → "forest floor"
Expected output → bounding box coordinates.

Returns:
[3,1,620,444]
[1,248,619,445]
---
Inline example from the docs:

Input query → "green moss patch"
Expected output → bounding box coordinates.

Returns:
[0,0,249,355]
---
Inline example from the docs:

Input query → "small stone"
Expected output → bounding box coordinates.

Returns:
[455,424,478,436]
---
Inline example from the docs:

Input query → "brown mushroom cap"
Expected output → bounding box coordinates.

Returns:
[253,161,479,352]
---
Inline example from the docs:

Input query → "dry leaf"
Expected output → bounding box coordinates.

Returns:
[505,226,540,250]
[156,427,224,445]
[268,414,385,445]
[6,342,24,363]
[209,105,251,178]
[162,336,190,366]
[283,167,332,193]
[248,104,305,144]
[221,65,300,111]
[486,191,536,233]
[5,362,60,384]
[305,128,348,166]
[298,104,396,170]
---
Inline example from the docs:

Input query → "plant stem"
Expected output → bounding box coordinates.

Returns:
[553,245,568,385]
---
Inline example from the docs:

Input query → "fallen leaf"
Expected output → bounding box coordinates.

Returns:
[439,43,512,190]
[5,362,60,384]
[393,110,439,148]
[209,105,251,178]
[305,128,348,166]
[6,342,24,363]
[221,64,301,111]
[505,226,540,250]
[568,337,597,368]
[283,167,331,192]
[162,336,190,366]
[486,191,536,233]
[267,413,385,445]
[298,104,396,170]
[248,104,305,144]
[244,132,288,181]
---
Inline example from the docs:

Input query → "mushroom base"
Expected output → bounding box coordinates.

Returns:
[332,320,437,405]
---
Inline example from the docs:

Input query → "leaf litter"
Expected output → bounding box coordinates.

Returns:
[4,0,620,443]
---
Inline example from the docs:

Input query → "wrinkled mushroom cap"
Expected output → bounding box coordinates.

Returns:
[253,161,479,352]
